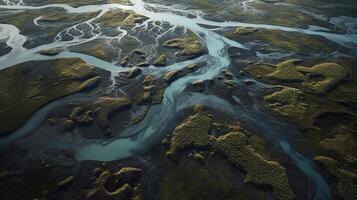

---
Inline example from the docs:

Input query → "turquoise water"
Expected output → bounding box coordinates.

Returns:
[2,0,357,199]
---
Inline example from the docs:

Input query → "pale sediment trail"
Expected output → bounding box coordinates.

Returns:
[1,0,356,199]
[0,0,356,70]
[0,23,27,61]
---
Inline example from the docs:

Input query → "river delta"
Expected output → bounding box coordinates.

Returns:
[0,0,356,200]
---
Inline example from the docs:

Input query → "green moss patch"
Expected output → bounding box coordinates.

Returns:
[69,39,118,62]
[164,62,206,84]
[66,96,131,135]
[315,156,357,200]
[95,9,148,28]
[166,106,295,200]
[319,126,357,165]
[87,167,143,200]
[224,27,337,54]
[264,87,307,121]
[0,58,102,136]
[163,32,204,58]
[245,60,348,93]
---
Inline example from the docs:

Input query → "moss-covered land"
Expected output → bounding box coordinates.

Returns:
[319,126,357,165]
[164,62,206,83]
[245,59,356,130]
[87,167,143,200]
[69,39,119,62]
[264,87,307,121]
[60,62,206,136]
[224,28,337,54]
[158,150,269,200]
[163,32,204,58]
[0,7,98,29]
[120,49,151,68]
[132,62,206,105]
[165,106,295,200]
[264,89,357,200]
[65,96,131,135]
[63,62,206,136]
[315,156,357,200]
[132,106,150,124]
[257,87,353,134]
[91,97,132,133]
[38,10,99,24]
[175,0,356,33]
[246,59,355,129]
[95,9,148,28]
[246,60,348,94]
[0,58,103,136]
[245,58,357,199]
[153,54,167,66]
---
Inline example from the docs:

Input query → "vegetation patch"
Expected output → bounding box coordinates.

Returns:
[315,156,357,200]
[163,62,206,84]
[87,167,143,200]
[66,96,131,135]
[166,106,295,200]
[95,9,148,28]
[264,87,307,120]
[70,39,118,62]
[224,26,337,54]
[319,126,357,165]
[163,32,204,58]
[245,59,348,94]
[0,58,102,136]
[153,54,167,66]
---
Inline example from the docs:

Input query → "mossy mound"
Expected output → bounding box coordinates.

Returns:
[130,62,206,106]
[90,97,131,133]
[247,59,356,133]
[66,96,131,135]
[95,9,148,28]
[265,60,307,82]
[70,39,118,62]
[252,59,357,199]
[0,58,102,136]
[153,55,167,66]
[262,87,354,131]
[319,126,357,165]
[87,167,143,200]
[132,107,149,124]
[250,59,355,132]
[264,87,307,120]
[315,156,357,200]
[234,27,260,35]
[158,150,270,200]
[225,28,337,54]
[119,49,152,68]
[37,9,99,23]
[57,176,74,188]
[299,63,348,93]
[163,62,206,84]
[107,0,133,5]
[163,32,204,58]
[127,67,142,79]
[166,106,295,200]
[245,60,348,93]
